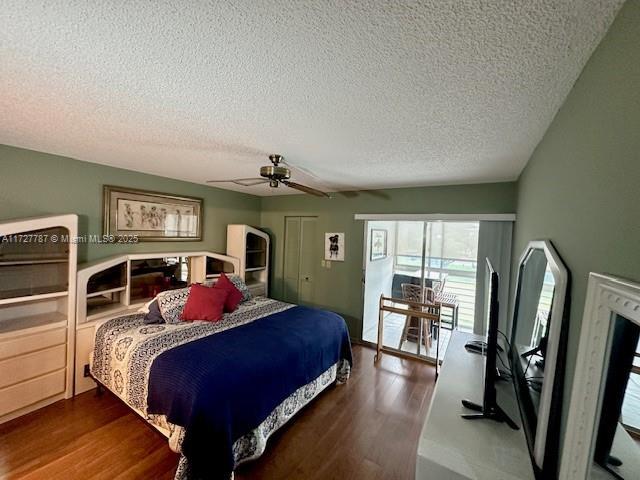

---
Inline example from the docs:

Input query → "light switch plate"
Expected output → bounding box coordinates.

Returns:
[326,261,331,269]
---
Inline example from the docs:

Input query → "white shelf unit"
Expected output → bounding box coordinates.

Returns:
[75,250,239,394]
[0,214,77,424]
[226,225,270,298]
[245,266,266,272]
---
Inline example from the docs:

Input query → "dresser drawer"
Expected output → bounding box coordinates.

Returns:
[0,344,66,389]
[0,368,66,417]
[0,327,66,361]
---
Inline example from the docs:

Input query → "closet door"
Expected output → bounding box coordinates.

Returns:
[283,217,301,303]
[282,216,318,305]
[297,217,317,305]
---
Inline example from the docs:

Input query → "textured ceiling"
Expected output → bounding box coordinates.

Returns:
[0,1,623,196]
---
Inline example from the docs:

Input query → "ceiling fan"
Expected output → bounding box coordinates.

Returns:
[207,154,331,198]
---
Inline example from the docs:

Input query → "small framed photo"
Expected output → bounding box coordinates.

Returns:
[370,229,388,261]
[325,232,345,261]
[103,185,202,241]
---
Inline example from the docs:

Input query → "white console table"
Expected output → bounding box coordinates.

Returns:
[416,331,535,480]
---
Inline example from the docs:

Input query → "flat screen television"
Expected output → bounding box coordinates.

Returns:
[461,258,518,429]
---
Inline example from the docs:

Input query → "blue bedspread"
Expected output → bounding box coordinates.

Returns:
[147,305,352,479]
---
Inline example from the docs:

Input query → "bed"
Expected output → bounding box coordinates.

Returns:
[90,295,352,480]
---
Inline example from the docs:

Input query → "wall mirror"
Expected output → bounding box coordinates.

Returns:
[561,274,640,480]
[510,240,570,478]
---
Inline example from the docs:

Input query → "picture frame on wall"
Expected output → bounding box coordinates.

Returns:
[325,232,345,261]
[103,185,203,241]
[370,229,388,261]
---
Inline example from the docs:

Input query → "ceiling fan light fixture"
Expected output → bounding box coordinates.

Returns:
[208,153,330,198]
[260,164,290,180]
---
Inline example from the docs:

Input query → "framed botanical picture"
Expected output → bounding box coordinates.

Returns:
[324,232,345,261]
[370,229,387,261]
[103,185,202,241]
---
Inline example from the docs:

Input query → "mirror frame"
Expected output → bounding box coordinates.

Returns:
[510,240,570,476]
[560,273,640,479]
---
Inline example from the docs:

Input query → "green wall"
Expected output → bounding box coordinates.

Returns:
[512,0,640,435]
[0,145,261,263]
[260,183,517,337]
[0,142,516,339]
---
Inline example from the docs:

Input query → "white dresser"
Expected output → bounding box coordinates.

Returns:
[0,214,77,423]
[416,331,535,480]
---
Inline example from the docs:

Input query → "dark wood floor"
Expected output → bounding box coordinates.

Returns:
[0,345,436,480]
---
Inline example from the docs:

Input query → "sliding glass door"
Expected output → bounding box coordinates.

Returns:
[362,220,480,362]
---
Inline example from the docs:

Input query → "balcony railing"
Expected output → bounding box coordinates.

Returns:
[394,255,478,332]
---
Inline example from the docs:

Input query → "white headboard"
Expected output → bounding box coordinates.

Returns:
[73,250,239,395]
[76,250,239,327]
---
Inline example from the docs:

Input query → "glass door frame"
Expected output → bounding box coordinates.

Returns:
[361,219,442,365]
[359,213,516,363]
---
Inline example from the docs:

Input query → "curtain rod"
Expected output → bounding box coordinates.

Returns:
[353,213,516,221]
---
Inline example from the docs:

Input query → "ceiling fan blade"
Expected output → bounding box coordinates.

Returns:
[281,158,329,185]
[282,180,331,198]
[207,178,268,187]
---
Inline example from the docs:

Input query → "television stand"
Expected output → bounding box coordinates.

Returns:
[416,331,534,480]
[460,399,520,430]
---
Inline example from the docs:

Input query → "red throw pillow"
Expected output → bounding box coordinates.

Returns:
[181,284,229,322]
[213,272,244,313]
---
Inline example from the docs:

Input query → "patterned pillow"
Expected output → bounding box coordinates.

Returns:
[228,275,252,302]
[156,287,191,324]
